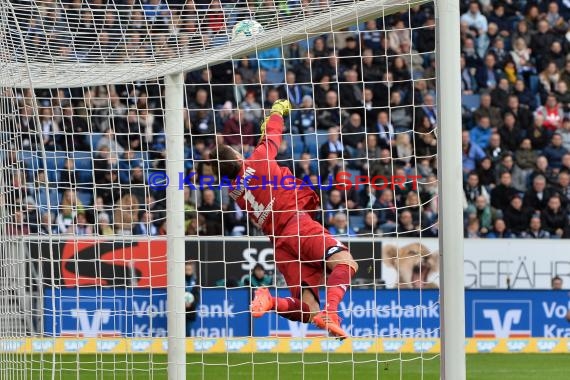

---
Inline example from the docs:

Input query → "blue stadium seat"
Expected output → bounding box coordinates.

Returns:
[43,151,67,183]
[76,190,94,207]
[88,133,105,151]
[291,135,305,159]
[73,151,94,185]
[462,94,481,112]
[349,214,365,233]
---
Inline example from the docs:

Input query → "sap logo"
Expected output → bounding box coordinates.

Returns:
[414,341,436,353]
[0,341,23,352]
[506,340,528,352]
[383,340,404,353]
[476,340,497,353]
[64,340,87,352]
[131,340,152,352]
[162,340,168,351]
[288,321,310,338]
[226,339,248,352]
[567,341,570,352]
[256,340,278,352]
[473,301,531,338]
[32,341,53,352]
[242,248,274,271]
[68,309,121,337]
[96,340,119,352]
[320,340,343,352]
[290,340,311,352]
[352,340,373,352]
[193,339,216,352]
[537,340,558,353]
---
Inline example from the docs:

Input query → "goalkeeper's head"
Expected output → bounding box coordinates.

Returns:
[212,144,243,180]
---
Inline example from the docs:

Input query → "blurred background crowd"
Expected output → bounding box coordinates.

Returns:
[4,0,570,239]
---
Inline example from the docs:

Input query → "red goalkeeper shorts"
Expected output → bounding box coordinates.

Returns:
[273,213,347,301]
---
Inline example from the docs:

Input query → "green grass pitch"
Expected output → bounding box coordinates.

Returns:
[14,354,570,379]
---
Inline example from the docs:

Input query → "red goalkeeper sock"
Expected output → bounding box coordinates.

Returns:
[274,297,312,323]
[325,264,355,313]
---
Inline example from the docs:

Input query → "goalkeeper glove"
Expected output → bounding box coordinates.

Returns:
[259,99,291,143]
[270,99,291,117]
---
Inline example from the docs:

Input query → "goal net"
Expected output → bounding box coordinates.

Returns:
[0,0,456,378]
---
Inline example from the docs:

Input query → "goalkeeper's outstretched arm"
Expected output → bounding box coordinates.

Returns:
[254,99,291,160]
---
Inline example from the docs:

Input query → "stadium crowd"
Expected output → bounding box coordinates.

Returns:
[5,0,570,239]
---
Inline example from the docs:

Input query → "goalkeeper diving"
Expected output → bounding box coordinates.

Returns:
[213,100,358,339]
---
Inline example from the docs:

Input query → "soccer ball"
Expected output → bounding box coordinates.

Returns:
[232,19,264,41]
[184,292,195,305]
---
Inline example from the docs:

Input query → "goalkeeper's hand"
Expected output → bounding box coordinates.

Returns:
[270,99,291,117]
[259,99,291,144]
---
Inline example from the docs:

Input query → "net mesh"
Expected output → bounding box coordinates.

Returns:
[0,0,439,378]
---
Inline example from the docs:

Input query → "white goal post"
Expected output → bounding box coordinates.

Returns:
[0,0,464,378]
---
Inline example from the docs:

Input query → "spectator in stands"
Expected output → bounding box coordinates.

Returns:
[339,69,363,109]
[500,112,524,153]
[555,82,570,113]
[503,194,532,236]
[222,108,255,148]
[531,20,556,67]
[461,2,488,38]
[353,134,382,174]
[185,260,200,336]
[556,171,570,206]
[329,212,357,236]
[527,114,550,151]
[342,113,365,154]
[485,133,503,163]
[291,95,316,135]
[486,218,514,239]
[74,213,94,236]
[552,276,563,290]
[521,216,551,239]
[317,90,346,130]
[323,189,345,227]
[114,194,139,235]
[464,171,490,206]
[491,171,518,211]
[537,94,564,132]
[473,93,502,128]
[240,91,262,125]
[465,217,482,238]
[543,133,568,170]
[505,94,532,131]
[462,130,486,174]
[561,154,570,173]
[96,212,114,236]
[243,263,273,288]
[133,210,158,236]
[467,195,496,235]
[541,195,567,238]
[496,152,526,192]
[397,210,420,237]
[56,189,84,233]
[388,91,413,132]
[515,138,538,177]
[197,189,222,235]
[361,210,381,236]
[476,53,502,90]
[524,175,557,213]
[38,212,60,235]
[476,156,496,189]
[530,155,557,187]
[294,152,316,179]
[370,111,396,149]
[320,126,344,158]
[490,78,510,110]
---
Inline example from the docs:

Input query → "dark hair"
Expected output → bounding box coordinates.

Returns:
[212,144,242,180]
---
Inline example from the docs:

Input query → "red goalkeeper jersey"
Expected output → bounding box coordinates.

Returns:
[229,114,320,237]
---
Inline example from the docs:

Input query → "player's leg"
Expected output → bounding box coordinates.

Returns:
[251,250,315,323]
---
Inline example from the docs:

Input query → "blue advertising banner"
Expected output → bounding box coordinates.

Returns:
[43,288,251,337]
[44,289,570,338]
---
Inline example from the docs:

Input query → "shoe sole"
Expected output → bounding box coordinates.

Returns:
[313,316,349,340]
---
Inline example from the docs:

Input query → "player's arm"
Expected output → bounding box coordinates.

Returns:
[253,99,291,160]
